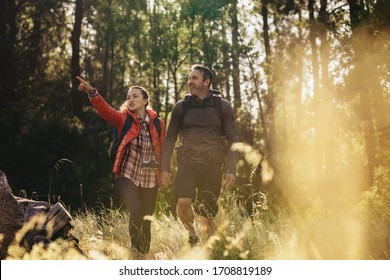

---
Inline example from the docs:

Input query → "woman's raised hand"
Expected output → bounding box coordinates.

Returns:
[76,76,94,94]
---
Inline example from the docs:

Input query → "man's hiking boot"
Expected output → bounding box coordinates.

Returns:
[189,235,199,246]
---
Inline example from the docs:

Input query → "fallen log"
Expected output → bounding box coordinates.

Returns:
[0,170,79,259]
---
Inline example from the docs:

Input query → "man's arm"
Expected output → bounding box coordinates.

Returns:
[161,101,184,173]
[222,100,239,176]
[160,101,184,186]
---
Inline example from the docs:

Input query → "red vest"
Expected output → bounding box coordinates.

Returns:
[90,95,166,185]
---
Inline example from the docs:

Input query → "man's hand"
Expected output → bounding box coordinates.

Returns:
[160,170,171,188]
[76,76,95,94]
[225,173,236,190]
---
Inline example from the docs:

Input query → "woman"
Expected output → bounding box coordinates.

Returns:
[76,76,166,256]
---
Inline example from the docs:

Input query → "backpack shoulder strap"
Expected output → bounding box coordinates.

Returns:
[181,94,192,120]
[212,94,225,135]
[182,94,192,108]
[153,117,162,137]
[109,114,133,167]
[114,114,133,141]
[114,115,161,140]
[212,94,223,121]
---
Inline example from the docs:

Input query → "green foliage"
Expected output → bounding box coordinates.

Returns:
[181,0,229,20]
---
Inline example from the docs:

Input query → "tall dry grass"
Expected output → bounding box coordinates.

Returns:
[69,192,287,260]
[3,144,390,261]
[4,185,388,260]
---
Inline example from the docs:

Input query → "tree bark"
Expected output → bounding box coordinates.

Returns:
[348,0,379,189]
[231,0,241,113]
[309,0,327,189]
[102,0,112,99]
[259,0,284,201]
[0,0,18,108]
[261,0,276,163]
[318,0,336,188]
[71,0,84,118]
[221,16,231,102]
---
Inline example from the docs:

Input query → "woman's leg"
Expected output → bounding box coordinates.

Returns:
[138,186,158,253]
[115,177,158,254]
[115,178,143,253]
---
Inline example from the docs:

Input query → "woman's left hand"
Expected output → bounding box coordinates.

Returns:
[76,76,95,94]
[160,171,171,188]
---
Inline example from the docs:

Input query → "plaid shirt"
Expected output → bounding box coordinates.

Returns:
[119,114,157,188]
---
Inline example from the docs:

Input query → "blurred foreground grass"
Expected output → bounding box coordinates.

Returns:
[2,189,390,260]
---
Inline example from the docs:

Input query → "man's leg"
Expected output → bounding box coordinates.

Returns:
[177,198,197,238]
[199,215,216,238]
[174,159,199,245]
[195,161,222,239]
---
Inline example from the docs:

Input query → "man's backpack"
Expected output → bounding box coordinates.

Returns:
[182,89,225,135]
[108,115,162,167]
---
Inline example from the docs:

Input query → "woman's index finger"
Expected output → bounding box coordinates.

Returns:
[76,76,87,83]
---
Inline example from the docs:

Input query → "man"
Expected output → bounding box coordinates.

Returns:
[161,64,239,245]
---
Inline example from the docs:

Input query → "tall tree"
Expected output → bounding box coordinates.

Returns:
[347,0,380,189]
[149,0,160,111]
[71,0,84,117]
[0,0,17,108]
[260,0,276,166]
[102,0,113,98]
[221,15,231,102]
[308,0,325,186]
[318,0,336,188]
[260,0,271,149]
[230,0,242,114]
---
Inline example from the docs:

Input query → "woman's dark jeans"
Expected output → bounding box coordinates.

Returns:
[115,177,158,254]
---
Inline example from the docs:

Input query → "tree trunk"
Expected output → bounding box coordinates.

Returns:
[102,0,112,99]
[348,0,379,189]
[231,0,241,113]
[0,170,24,259]
[260,0,284,201]
[318,0,336,189]
[261,0,275,163]
[28,7,43,80]
[348,0,366,30]
[221,16,231,102]
[152,65,161,113]
[71,0,84,118]
[246,51,268,151]
[309,0,327,189]
[0,0,18,108]
[199,20,210,68]
[150,1,161,113]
